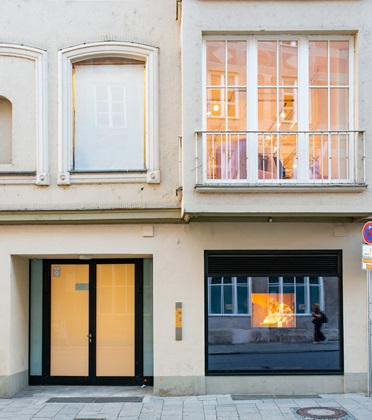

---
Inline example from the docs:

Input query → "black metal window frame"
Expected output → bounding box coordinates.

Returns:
[204,249,344,376]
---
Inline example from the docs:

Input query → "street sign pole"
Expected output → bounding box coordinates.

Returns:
[362,223,372,396]
[368,269,371,397]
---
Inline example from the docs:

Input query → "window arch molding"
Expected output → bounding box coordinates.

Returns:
[0,44,48,185]
[58,41,159,185]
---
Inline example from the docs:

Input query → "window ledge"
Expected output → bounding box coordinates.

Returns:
[195,183,367,194]
[58,170,160,185]
[0,172,49,185]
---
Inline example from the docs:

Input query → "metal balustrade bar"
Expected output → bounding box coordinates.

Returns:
[194,130,365,186]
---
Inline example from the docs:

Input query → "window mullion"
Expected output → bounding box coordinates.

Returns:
[248,37,258,182]
[233,277,237,314]
[298,37,309,182]
[305,276,310,313]
[208,277,212,314]
[280,277,283,308]
[327,41,332,181]
[221,277,224,314]
[320,277,325,309]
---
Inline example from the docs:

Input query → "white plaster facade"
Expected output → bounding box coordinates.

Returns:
[0,0,371,398]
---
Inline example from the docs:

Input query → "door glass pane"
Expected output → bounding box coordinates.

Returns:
[50,264,89,376]
[96,264,135,376]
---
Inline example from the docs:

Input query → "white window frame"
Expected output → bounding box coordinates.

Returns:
[208,276,251,316]
[0,44,48,185]
[58,42,159,185]
[202,35,354,185]
[267,276,324,315]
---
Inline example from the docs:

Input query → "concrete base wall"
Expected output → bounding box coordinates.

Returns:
[0,370,28,398]
[152,374,364,396]
[154,376,206,396]
[344,373,368,394]
[205,375,345,395]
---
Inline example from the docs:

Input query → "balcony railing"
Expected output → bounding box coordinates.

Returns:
[195,131,365,187]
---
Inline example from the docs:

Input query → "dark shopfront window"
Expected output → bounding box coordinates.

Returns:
[205,251,343,374]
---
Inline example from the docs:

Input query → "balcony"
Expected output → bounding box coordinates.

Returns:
[194,130,366,192]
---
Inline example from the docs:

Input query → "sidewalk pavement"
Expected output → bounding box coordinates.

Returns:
[1,386,372,420]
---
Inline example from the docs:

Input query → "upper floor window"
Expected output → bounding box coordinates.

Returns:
[0,44,48,185]
[58,42,159,185]
[201,36,360,185]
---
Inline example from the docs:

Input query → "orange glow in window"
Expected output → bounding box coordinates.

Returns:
[251,293,296,328]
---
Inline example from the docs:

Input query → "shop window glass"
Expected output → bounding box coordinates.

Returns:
[206,252,342,374]
[208,277,250,315]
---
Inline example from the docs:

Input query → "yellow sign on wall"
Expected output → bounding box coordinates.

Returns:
[175,302,182,340]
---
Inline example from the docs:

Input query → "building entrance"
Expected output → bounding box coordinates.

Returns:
[41,259,144,385]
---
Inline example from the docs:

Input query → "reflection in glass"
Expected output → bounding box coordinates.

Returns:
[279,89,297,131]
[279,41,298,86]
[208,277,250,315]
[330,89,348,131]
[331,134,348,179]
[228,41,247,86]
[258,88,276,131]
[309,41,328,86]
[330,41,349,86]
[206,41,247,132]
[309,89,328,131]
[208,275,340,372]
[258,41,276,86]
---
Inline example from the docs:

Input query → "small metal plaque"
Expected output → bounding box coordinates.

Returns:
[75,283,89,291]
[53,266,60,277]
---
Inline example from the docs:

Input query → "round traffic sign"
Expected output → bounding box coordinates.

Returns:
[362,222,372,244]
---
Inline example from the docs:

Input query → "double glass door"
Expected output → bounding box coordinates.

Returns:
[43,260,143,385]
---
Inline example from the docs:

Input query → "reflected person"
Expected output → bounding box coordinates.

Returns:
[311,303,327,344]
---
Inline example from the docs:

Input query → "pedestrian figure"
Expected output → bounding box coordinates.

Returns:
[311,303,328,344]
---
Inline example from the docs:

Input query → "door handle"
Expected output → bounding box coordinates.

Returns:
[87,333,92,343]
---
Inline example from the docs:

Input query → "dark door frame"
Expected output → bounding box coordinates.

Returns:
[39,258,144,386]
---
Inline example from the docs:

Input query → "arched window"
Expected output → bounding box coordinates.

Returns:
[0,96,12,164]
[0,44,48,185]
[58,42,159,185]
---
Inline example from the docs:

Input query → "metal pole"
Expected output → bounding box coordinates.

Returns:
[368,269,371,397]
